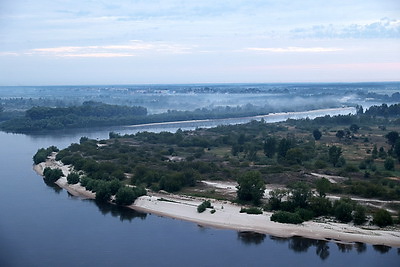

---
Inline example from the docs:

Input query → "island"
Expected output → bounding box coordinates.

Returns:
[33,106,400,247]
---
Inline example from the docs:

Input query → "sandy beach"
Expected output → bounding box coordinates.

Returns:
[34,156,400,247]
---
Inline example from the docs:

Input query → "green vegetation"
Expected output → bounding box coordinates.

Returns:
[67,172,80,184]
[197,200,213,213]
[43,167,63,183]
[373,209,394,227]
[34,103,400,227]
[2,101,147,132]
[33,146,59,164]
[236,171,265,205]
[240,207,263,214]
[271,211,304,224]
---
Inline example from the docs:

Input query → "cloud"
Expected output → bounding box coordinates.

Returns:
[246,47,343,53]
[26,41,194,58]
[292,18,400,39]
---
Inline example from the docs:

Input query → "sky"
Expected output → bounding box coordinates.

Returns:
[0,0,399,85]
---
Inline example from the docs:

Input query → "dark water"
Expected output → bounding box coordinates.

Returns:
[0,125,399,266]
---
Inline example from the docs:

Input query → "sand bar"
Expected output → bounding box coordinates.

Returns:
[34,156,400,247]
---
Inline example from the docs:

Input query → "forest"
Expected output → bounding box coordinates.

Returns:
[34,107,400,226]
[1,95,400,133]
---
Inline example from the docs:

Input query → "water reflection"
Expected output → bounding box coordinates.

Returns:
[315,240,330,261]
[94,200,147,222]
[355,242,367,254]
[237,231,266,245]
[336,243,353,253]
[267,235,373,261]
[43,179,63,194]
[372,245,392,254]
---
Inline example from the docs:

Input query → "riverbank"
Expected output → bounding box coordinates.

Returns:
[34,157,400,247]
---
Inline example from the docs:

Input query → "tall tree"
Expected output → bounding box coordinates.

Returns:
[236,171,265,205]
[312,129,322,140]
[328,146,342,167]
[263,137,277,158]
[385,131,399,147]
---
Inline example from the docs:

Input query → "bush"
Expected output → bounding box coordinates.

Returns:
[295,208,314,221]
[334,200,353,223]
[43,167,63,183]
[271,211,304,224]
[353,205,366,225]
[373,209,393,227]
[309,197,332,217]
[115,187,138,206]
[33,146,59,164]
[95,183,112,202]
[67,172,80,184]
[197,200,212,213]
[384,158,395,171]
[240,207,263,215]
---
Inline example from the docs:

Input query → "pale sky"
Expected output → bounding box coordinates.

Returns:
[0,0,399,85]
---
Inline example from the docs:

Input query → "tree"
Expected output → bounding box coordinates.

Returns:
[95,184,111,202]
[236,171,265,205]
[312,129,322,141]
[268,189,287,210]
[328,146,342,167]
[285,148,303,165]
[353,205,366,225]
[385,131,399,147]
[115,187,137,206]
[384,157,395,171]
[316,178,331,197]
[277,138,292,158]
[335,130,345,139]
[372,145,378,159]
[43,167,63,183]
[309,197,332,217]
[349,124,359,133]
[395,140,400,162]
[334,201,353,223]
[67,172,80,184]
[289,182,312,209]
[373,209,393,227]
[263,137,277,158]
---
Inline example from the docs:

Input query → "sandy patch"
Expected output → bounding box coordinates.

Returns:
[33,156,400,247]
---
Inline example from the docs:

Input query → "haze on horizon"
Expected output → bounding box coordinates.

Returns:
[0,0,399,86]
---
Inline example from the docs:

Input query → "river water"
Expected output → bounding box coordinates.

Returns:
[0,109,399,266]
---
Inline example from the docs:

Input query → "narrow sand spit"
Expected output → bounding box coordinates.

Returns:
[34,156,400,247]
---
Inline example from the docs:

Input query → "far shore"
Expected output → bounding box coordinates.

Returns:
[34,156,400,247]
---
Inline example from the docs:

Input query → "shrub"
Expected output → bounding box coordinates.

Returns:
[353,205,367,225]
[197,200,212,213]
[43,167,63,183]
[67,172,80,184]
[334,202,353,223]
[271,211,304,224]
[373,209,393,227]
[115,187,138,206]
[295,208,314,221]
[95,183,112,202]
[240,207,263,215]
[33,146,59,164]
[384,158,395,171]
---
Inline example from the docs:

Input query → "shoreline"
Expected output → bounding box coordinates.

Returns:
[34,157,400,248]
[125,107,356,128]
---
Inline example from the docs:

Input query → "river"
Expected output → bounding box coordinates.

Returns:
[0,108,399,266]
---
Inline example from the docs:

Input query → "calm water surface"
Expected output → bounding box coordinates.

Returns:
[0,115,399,266]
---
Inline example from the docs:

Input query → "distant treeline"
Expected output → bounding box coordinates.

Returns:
[1,101,399,133]
[0,102,273,133]
[0,101,146,132]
